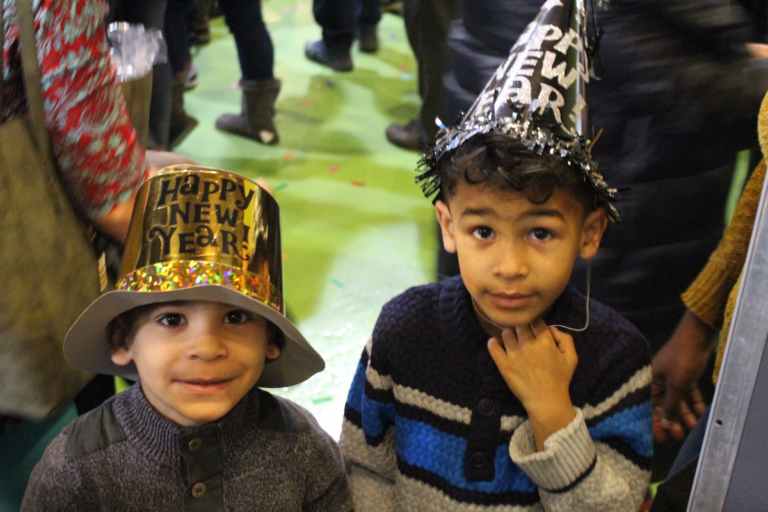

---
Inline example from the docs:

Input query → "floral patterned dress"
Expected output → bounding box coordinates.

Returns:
[1,0,146,219]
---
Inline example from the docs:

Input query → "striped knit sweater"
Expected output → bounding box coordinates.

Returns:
[339,276,652,511]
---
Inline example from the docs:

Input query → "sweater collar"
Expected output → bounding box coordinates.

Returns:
[113,382,263,464]
[438,275,586,360]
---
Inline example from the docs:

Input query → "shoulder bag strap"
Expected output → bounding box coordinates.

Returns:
[15,0,52,160]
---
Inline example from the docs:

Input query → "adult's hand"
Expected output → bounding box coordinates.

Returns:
[652,310,715,442]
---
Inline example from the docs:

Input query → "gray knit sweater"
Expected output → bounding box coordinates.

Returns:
[22,383,352,511]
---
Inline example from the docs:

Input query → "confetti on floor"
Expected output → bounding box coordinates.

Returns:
[330,279,345,287]
[298,98,314,105]
[282,253,288,259]
[230,82,239,90]
[351,181,365,187]
[274,183,288,191]
[400,73,414,80]
[325,80,336,89]
[282,151,296,160]
[312,396,333,405]
[398,65,408,72]
[328,165,340,174]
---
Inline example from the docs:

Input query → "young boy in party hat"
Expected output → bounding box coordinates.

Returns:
[339,0,652,510]
[22,166,352,511]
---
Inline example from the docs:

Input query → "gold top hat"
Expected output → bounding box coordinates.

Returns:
[119,166,283,310]
[64,166,324,387]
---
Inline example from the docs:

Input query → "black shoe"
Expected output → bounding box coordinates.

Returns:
[358,24,379,53]
[385,119,426,151]
[304,40,353,72]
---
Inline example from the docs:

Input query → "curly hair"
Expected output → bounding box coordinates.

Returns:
[436,131,598,214]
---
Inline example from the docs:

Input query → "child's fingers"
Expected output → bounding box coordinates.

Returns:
[550,327,577,365]
[500,327,519,351]
[487,337,506,366]
[514,324,535,344]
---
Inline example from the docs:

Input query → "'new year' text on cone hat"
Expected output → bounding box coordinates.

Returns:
[64,166,324,387]
[417,0,620,222]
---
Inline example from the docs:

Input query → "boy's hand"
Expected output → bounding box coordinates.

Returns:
[488,319,578,451]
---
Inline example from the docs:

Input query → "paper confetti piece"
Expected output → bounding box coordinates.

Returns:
[325,80,336,89]
[351,181,365,187]
[282,152,295,160]
[328,165,340,174]
[312,397,333,405]
[389,34,397,40]
[330,279,345,287]
[230,82,239,90]
[274,183,288,191]
[400,73,414,80]
[298,98,314,105]
[282,253,288,259]
[398,65,408,72]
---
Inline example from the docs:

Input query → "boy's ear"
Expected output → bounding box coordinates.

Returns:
[578,208,608,260]
[435,200,457,254]
[265,343,281,362]
[109,317,133,367]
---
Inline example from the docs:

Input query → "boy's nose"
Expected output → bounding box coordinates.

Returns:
[493,244,528,279]
[185,330,228,361]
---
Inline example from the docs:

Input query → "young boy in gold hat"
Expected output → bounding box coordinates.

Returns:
[21,166,352,511]
[339,0,652,510]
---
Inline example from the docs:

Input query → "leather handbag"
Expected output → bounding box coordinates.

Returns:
[0,0,103,419]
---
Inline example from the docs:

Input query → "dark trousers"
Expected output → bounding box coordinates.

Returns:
[165,0,193,75]
[402,0,459,141]
[108,0,172,149]
[313,0,382,49]
[218,0,274,80]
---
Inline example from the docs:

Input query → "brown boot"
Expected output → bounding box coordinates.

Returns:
[168,67,199,149]
[215,78,281,145]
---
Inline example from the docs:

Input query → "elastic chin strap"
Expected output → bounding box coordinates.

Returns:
[472,262,591,333]
[550,261,590,332]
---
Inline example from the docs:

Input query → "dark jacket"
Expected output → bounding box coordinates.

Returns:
[21,384,353,512]
[441,0,768,350]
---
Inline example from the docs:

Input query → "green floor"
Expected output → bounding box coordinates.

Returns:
[176,0,436,439]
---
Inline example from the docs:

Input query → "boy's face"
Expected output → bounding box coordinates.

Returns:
[436,180,607,330]
[110,300,280,427]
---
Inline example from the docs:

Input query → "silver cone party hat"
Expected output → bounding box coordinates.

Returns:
[417,0,620,222]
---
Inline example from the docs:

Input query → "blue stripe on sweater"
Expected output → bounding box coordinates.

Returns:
[395,416,537,493]
[588,402,653,457]
[346,361,367,409]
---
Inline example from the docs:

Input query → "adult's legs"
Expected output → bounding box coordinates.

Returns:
[216,0,280,144]
[356,0,382,52]
[218,0,274,80]
[403,0,458,141]
[164,0,198,148]
[109,0,172,150]
[313,0,356,50]
[387,0,458,150]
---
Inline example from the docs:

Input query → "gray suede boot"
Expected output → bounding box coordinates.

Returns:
[215,78,281,145]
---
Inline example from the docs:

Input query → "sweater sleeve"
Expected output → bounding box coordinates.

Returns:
[682,159,766,329]
[339,337,398,512]
[36,0,147,219]
[21,432,92,512]
[509,354,652,510]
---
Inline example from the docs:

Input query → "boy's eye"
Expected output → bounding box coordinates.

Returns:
[159,313,185,327]
[224,310,251,324]
[530,228,553,241]
[472,227,495,240]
